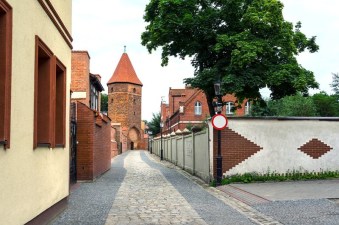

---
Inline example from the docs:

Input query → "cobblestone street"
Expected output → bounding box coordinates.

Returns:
[51,150,339,225]
[51,151,270,225]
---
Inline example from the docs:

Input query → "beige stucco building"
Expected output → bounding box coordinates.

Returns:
[0,0,72,224]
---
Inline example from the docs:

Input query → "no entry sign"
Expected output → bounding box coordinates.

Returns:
[212,114,228,130]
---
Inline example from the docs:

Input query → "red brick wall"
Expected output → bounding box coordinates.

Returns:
[93,114,111,178]
[76,102,94,180]
[213,127,263,177]
[76,102,111,181]
[180,91,210,121]
[71,51,90,106]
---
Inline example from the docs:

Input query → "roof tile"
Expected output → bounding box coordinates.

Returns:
[107,53,143,86]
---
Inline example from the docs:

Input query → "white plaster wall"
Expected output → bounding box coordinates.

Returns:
[194,131,210,181]
[177,137,184,167]
[50,0,72,32]
[184,136,194,172]
[226,119,339,176]
[0,1,71,224]
[171,137,177,164]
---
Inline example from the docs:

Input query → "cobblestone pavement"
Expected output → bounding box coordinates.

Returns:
[105,151,206,225]
[52,150,278,225]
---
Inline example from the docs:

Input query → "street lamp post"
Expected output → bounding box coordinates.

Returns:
[214,81,223,186]
[147,131,153,153]
[160,121,163,160]
[150,138,153,154]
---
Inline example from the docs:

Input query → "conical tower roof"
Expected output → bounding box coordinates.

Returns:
[107,53,143,86]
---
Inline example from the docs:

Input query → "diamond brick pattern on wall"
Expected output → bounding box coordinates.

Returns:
[298,138,333,159]
[213,128,263,175]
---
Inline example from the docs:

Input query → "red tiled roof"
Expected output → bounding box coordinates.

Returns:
[107,53,143,86]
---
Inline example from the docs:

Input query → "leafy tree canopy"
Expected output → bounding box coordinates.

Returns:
[147,112,161,135]
[142,0,319,115]
[312,92,339,117]
[250,93,317,117]
[250,92,339,117]
[331,73,339,95]
[101,93,108,112]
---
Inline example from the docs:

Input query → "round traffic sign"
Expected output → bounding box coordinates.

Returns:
[211,114,228,130]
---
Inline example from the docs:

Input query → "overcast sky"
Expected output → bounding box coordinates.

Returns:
[72,0,339,121]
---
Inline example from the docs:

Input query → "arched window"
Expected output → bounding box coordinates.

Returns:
[225,102,234,115]
[194,101,202,115]
[133,88,136,93]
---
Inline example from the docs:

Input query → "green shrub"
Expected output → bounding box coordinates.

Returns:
[213,170,339,185]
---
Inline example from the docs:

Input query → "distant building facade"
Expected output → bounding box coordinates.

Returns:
[161,86,250,134]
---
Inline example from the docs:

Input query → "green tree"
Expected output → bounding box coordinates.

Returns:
[250,94,317,117]
[147,112,161,135]
[312,92,339,117]
[277,94,317,117]
[142,0,319,116]
[331,73,339,95]
[101,93,108,112]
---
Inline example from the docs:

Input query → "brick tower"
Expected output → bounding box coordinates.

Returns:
[107,50,143,150]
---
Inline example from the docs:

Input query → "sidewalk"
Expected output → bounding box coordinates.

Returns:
[227,179,339,201]
[218,179,339,225]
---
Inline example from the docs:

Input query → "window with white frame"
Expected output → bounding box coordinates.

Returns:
[194,101,202,115]
[225,102,234,115]
[245,101,251,115]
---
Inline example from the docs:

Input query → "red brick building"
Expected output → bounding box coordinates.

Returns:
[71,51,112,181]
[161,86,250,134]
[107,51,146,151]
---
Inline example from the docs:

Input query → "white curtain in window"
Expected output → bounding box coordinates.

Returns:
[195,101,202,115]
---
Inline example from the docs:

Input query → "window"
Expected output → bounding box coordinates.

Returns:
[90,83,99,111]
[34,36,66,148]
[225,102,234,115]
[194,101,202,115]
[245,101,251,115]
[55,59,66,146]
[0,0,12,149]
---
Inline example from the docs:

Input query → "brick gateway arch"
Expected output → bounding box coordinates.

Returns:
[128,127,141,150]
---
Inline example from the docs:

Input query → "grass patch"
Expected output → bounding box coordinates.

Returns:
[210,170,339,187]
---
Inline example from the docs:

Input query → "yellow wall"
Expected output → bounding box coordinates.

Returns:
[0,1,72,224]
